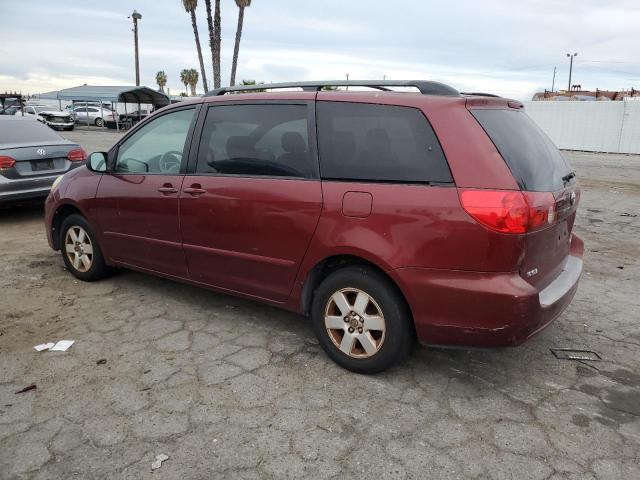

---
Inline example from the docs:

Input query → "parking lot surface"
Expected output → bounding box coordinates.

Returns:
[1,131,639,479]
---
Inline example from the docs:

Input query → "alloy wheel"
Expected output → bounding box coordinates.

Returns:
[324,288,386,358]
[64,226,93,272]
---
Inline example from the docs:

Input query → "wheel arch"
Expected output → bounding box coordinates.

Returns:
[50,203,85,250]
[300,254,414,326]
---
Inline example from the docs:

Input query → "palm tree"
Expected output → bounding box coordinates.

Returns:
[155,71,167,93]
[230,0,251,87]
[187,68,199,96]
[204,0,221,89]
[180,69,189,95]
[182,0,209,93]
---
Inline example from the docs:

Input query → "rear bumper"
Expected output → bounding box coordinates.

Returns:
[0,174,58,203]
[0,164,83,204]
[392,233,584,347]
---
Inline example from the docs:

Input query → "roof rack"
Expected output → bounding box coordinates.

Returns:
[204,80,460,97]
[460,92,501,98]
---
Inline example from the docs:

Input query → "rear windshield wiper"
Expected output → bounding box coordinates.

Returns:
[562,171,576,184]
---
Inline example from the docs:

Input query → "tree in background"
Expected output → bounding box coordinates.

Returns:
[230,0,252,87]
[204,0,221,89]
[155,71,167,93]
[186,68,199,96]
[213,0,221,88]
[182,0,209,93]
[180,69,189,95]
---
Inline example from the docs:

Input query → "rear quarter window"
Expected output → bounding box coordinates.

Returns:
[317,102,453,184]
[471,109,572,192]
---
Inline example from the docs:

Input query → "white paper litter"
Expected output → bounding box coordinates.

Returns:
[151,454,169,470]
[50,340,75,352]
[34,343,55,352]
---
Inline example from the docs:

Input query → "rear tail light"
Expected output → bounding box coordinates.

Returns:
[0,156,16,169]
[67,148,87,162]
[459,189,556,234]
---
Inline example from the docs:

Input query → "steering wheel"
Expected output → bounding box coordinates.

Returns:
[159,150,182,173]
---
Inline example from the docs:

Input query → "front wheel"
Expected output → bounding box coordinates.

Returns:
[60,214,111,281]
[95,117,104,127]
[311,266,413,374]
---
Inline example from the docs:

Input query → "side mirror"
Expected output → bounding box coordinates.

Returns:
[87,152,108,173]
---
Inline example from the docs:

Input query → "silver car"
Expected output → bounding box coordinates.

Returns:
[0,116,85,204]
[72,105,117,127]
[23,105,75,131]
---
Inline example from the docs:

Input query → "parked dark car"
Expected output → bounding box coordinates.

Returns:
[0,116,86,204]
[44,80,583,373]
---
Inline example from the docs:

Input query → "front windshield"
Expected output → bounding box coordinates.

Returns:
[35,106,59,113]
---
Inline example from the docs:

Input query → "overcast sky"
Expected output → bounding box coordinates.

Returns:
[1,0,638,100]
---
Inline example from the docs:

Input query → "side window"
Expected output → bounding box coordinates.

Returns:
[196,104,314,178]
[316,102,453,183]
[114,108,195,174]
[75,108,86,113]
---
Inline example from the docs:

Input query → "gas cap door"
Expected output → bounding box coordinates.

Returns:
[342,191,373,218]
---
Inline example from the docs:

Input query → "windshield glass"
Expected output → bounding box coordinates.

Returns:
[34,106,60,113]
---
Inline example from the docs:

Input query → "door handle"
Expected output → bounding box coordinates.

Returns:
[183,184,206,196]
[158,185,178,194]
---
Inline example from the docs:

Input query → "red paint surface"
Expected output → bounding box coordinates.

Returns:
[45,90,584,348]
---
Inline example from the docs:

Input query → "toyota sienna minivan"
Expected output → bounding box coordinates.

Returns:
[44,80,583,373]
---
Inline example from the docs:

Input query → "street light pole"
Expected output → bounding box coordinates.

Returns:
[566,52,577,91]
[551,66,556,92]
[130,10,142,86]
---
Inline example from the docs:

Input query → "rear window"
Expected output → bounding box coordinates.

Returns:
[0,118,63,143]
[317,102,452,184]
[471,109,571,192]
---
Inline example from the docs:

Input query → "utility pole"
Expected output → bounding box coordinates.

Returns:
[566,52,577,91]
[551,66,556,92]
[345,73,349,91]
[130,10,142,86]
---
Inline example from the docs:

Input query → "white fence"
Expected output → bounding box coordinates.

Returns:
[523,101,640,154]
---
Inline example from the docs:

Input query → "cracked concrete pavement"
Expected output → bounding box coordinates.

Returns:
[1,135,639,479]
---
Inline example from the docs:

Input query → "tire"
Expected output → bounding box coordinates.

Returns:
[95,117,104,127]
[311,266,413,374]
[60,214,111,281]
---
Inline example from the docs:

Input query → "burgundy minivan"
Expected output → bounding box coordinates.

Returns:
[45,80,583,373]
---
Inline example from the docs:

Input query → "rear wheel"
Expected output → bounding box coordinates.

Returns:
[95,117,104,127]
[60,214,111,281]
[311,266,413,374]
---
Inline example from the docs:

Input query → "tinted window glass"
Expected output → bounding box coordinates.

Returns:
[0,118,63,143]
[196,104,314,178]
[317,102,452,183]
[471,109,572,191]
[115,108,194,174]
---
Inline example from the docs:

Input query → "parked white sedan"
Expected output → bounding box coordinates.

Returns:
[72,106,117,127]
[23,105,74,131]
